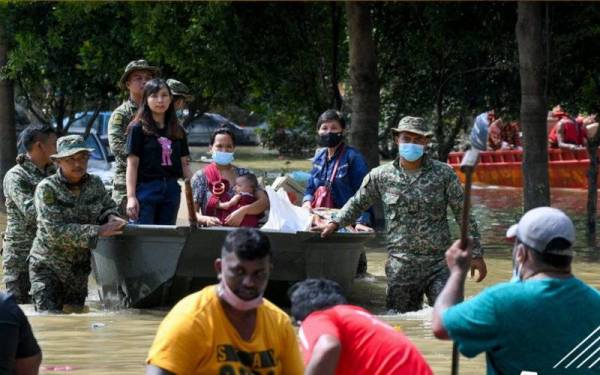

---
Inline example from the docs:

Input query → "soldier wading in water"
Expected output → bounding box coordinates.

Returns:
[320,116,487,312]
[28,135,127,312]
[2,124,57,303]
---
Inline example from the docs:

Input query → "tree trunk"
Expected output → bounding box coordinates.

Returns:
[346,2,380,170]
[0,17,16,214]
[586,139,598,249]
[516,2,550,211]
[330,2,343,110]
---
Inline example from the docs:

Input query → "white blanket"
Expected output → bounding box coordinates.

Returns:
[261,187,312,233]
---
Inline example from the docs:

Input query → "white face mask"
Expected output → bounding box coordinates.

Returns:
[510,243,523,283]
[218,280,264,311]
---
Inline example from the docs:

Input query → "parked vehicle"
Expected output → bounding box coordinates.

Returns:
[63,111,112,147]
[186,113,257,146]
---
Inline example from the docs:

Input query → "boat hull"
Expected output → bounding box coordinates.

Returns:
[91,225,373,308]
[448,149,600,189]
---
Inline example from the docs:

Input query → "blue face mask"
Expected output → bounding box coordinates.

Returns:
[399,143,424,162]
[212,151,235,165]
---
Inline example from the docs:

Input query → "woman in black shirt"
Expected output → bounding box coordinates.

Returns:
[126,78,192,224]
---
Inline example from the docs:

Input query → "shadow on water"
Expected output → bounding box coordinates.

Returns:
[1,184,599,374]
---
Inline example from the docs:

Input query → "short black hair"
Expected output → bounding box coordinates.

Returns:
[210,126,236,146]
[221,228,271,261]
[316,109,346,129]
[288,278,347,322]
[529,237,573,269]
[238,173,258,190]
[19,124,56,152]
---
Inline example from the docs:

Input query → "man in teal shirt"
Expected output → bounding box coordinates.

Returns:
[432,207,600,374]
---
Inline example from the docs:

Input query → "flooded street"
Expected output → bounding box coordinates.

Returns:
[1,185,600,374]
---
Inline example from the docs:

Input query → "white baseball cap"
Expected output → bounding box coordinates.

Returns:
[506,207,575,256]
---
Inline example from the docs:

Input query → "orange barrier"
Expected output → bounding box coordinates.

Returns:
[447,149,600,189]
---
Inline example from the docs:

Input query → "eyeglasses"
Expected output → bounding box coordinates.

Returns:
[62,154,90,164]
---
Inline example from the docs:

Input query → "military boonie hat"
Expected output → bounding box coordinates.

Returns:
[391,116,433,137]
[50,135,94,160]
[119,59,160,89]
[506,207,575,256]
[166,78,194,101]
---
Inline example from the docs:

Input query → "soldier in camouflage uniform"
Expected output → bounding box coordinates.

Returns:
[166,78,194,126]
[321,117,487,312]
[108,59,159,212]
[29,135,127,312]
[2,125,57,303]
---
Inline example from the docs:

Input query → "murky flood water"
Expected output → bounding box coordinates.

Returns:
[1,185,600,374]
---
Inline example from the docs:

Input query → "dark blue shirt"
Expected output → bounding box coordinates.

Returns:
[303,144,373,225]
[0,293,41,373]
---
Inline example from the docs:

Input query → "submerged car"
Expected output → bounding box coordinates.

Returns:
[186,113,257,146]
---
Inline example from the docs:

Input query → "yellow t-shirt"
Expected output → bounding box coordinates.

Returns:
[146,285,304,375]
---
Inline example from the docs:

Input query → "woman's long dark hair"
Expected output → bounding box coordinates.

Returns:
[127,78,184,140]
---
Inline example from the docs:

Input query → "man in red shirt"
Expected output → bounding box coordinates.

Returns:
[548,106,587,150]
[289,279,433,375]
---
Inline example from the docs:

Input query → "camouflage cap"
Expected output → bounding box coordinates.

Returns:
[50,135,94,160]
[391,116,433,137]
[166,78,194,101]
[119,59,160,89]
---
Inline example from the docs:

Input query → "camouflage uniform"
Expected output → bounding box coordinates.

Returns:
[108,97,137,212]
[2,154,55,303]
[333,118,483,313]
[29,135,120,311]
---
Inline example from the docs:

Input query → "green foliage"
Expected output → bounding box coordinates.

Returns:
[373,2,519,160]
[4,2,134,131]
[546,3,600,114]
[4,1,600,158]
[257,111,315,157]
[130,2,344,154]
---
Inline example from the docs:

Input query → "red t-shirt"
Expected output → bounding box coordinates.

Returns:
[299,305,433,375]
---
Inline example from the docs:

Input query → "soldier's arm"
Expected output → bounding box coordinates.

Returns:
[35,183,101,250]
[348,152,373,226]
[4,171,37,226]
[108,111,128,160]
[447,171,484,257]
[333,172,380,228]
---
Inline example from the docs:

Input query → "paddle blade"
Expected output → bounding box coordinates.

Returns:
[460,149,480,172]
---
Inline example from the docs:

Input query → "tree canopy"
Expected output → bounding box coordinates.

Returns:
[2,1,600,157]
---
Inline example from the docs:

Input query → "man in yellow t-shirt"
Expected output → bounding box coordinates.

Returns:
[146,228,304,375]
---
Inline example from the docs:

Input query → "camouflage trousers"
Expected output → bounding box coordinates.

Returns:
[2,238,33,303]
[29,255,91,312]
[384,253,449,313]
[111,182,127,217]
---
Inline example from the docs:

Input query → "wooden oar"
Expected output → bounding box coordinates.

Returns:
[184,178,198,229]
[451,148,480,375]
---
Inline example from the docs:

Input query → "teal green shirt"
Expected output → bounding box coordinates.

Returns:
[443,277,600,374]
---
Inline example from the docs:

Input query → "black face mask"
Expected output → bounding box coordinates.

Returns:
[318,132,344,148]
